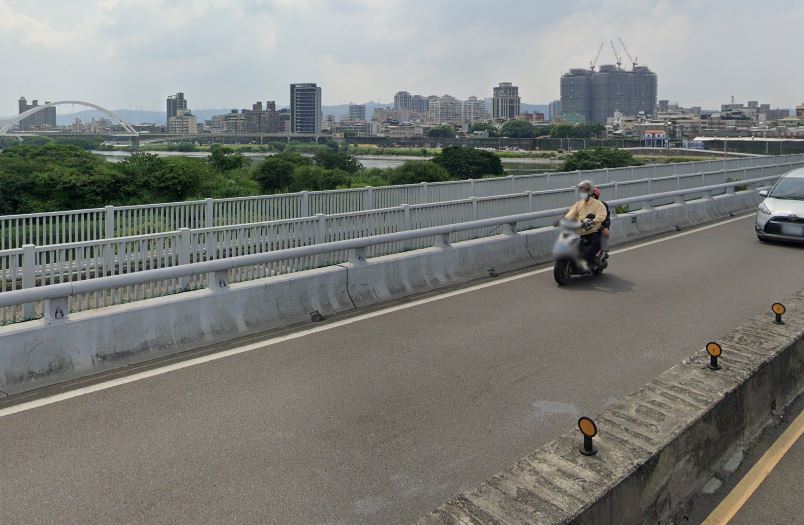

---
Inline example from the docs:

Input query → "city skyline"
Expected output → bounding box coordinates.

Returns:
[2,0,804,116]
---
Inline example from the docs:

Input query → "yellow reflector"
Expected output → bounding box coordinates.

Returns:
[706,342,722,358]
[578,417,598,438]
[772,303,786,316]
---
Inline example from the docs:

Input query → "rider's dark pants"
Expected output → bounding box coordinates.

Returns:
[580,231,602,264]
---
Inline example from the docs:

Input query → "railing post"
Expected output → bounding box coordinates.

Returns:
[508,175,515,194]
[44,296,70,323]
[22,243,36,320]
[205,198,215,228]
[502,221,518,235]
[104,205,115,239]
[471,197,479,220]
[436,232,451,248]
[613,181,619,200]
[419,182,428,204]
[209,269,229,292]
[546,172,551,190]
[527,191,534,211]
[348,247,366,265]
[604,168,610,184]
[103,239,114,277]
[300,191,309,217]
[469,178,476,197]
[363,186,375,210]
[401,204,412,249]
[314,213,327,267]
[178,228,191,290]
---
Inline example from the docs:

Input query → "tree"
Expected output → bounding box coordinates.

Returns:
[313,149,362,173]
[431,146,504,180]
[207,144,248,172]
[561,147,642,171]
[274,151,312,166]
[428,124,455,138]
[468,122,500,137]
[288,165,349,192]
[501,119,536,138]
[252,157,297,193]
[388,161,450,185]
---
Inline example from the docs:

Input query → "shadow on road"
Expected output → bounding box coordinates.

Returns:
[558,272,635,294]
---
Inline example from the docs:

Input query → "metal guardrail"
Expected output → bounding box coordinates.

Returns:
[0,161,796,320]
[1,154,801,250]
[0,174,779,324]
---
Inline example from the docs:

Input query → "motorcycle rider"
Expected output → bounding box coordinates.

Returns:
[592,187,610,255]
[563,180,607,271]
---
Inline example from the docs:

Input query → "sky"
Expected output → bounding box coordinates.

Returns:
[2,0,803,116]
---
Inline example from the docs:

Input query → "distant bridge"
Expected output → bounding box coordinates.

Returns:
[0,100,137,136]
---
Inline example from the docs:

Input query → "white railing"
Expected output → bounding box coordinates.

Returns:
[1,154,801,250]
[0,175,780,325]
[0,160,796,326]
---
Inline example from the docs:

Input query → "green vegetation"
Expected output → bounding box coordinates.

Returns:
[562,147,642,171]
[428,124,455,138]
[468,122,501,137]
[431,145,504,179]
[501,119,537,138]
[548,123,605,138]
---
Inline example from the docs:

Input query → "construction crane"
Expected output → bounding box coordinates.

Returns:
[610,40,622,68]
[618,37,638,69]
[589,42,604,71]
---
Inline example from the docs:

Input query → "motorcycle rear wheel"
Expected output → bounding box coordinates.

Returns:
[554,260,572,285]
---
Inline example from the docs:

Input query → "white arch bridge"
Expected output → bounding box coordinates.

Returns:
[0,100,138,136]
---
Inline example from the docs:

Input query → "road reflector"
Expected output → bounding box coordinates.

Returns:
[578,416,598,456]
[772,303,786,324]
[706,342,722,370]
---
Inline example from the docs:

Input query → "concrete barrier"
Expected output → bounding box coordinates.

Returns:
[414,290,803,525]
[0,190,764,394]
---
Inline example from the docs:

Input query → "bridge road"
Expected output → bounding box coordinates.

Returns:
[0,214,803,524]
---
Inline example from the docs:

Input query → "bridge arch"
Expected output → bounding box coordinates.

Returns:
[0,101,138,135]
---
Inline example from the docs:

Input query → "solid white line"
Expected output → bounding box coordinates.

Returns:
[0,213,754,419]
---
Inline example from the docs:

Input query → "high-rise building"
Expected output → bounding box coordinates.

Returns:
[462,96,487,123]
[797,103,804,118]
[290,83,322,133]
[17,97,56,131]
[428,95,463,125]
[548,100,562,121]
[349,104,366,121]
[492,82,521,120]
[394,91,413,111]
[560,65,657,124]
[166,93,188,125]
[412,95,429,115]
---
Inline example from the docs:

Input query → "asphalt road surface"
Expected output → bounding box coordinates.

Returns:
[1,214,803,524]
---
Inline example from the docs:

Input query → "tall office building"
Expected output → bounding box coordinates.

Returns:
[412,95,429,115]
[18,97,56,130]
[349,104,366,121]
[492,82,521,120]
[166,93,188,125]
[548,100,562,121]
[290,83,322,133]
[560,65,657,124]
[394,91,413,111]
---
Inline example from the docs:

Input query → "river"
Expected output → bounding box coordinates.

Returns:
[91,150,558,173]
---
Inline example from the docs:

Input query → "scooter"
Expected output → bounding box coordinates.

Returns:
[552,216,608,285]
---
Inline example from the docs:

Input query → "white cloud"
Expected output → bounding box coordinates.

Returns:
[1,0,802,115]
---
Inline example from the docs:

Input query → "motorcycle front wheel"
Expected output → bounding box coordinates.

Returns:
[554,260,572,285]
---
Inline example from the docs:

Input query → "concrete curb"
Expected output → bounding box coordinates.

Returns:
[0,191,764,394]
[414,291,804,525]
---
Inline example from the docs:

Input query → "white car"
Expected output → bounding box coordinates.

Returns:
[755,168,804,243]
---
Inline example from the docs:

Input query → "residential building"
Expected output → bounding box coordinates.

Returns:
[166,92,188,126]
[492,82,520,120]
[548,100,562,121]
[167,109,197,135]
[412,95,429,115]
[242,101,279,133]
[560,65,658,124]
[429,95,463,126]
[18,97,56,131]
[394,91,413,111]
[797,103,804,118]
[372,107,392,123]
[462,96,487,123]
[349,104,366,121]
[290,83,322,133]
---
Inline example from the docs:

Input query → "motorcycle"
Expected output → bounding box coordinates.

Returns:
[552,215,608,285]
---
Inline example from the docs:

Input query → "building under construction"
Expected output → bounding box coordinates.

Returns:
[560,41,657,124]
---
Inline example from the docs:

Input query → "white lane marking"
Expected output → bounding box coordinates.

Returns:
[0,213,754,419]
